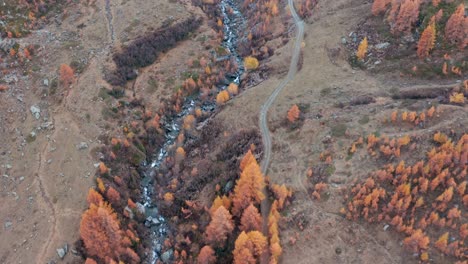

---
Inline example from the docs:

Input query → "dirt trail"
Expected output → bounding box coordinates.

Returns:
[259,0,304,175]
[105,0,116,43]
[258,0,304,246]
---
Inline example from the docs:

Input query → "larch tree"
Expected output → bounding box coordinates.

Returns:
[106,187,121,205]
[209,195,231,216]
[231,157,265,216]
[233,231,268,264]
[84,258,98,264]
[240,150,256,171]
[417,20,436,59]
[80,203,138,262]
[287,104,300,123]
[392,0,421,34]
[205,205,234,245]
[59,64,74,88]
[216,90,230,105]
[175,147,186,163]
[445,4,467,50]
[372,0,390,16]
[197,246,216,264]
[87,188,104,206]
[240,203,263,232]
[227,83,239,95]
[356,37,368,60]
[244,56,259,70]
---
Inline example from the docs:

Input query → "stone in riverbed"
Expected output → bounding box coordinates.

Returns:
[136,202,145,215]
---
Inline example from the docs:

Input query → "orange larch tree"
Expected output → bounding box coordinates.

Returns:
[392,0,421,34]
[85,258,98,264]
[87,188,104,205]
[231,155,265,216]
[240,203,263,232]
[403,229,430,252]
[445,4,467,50]
[205,205,234,245]
[106,187,121,205]
[417,20,436,59]
[209,195,231,215]
[59,64,75,88]
[240,150,256,171]
[233,231,268,264]
[372,0,391,16]
[287,104,300,123]
[80,202,139,263]
[216,90,230,105]
[197,245,216,264]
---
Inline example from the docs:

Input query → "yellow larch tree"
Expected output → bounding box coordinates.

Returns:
[356,37,368,60]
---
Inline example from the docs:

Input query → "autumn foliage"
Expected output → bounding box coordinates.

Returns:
[231,153,265,216]
[240,203,263,232]
[356,37,368,60]
[389,0,421,34]
[343,133,468,260]
[197,246,216,264]
[59,64,74,88]
[417,21,436,59]
[372,0,390,15]
[233,231,268,264]
[80,202,139,263]
[244,56,259,70]
[445,4,467,50]
[205,205,235,245]
[216,90,230,105]
[87,188,104,206]
[287,104,300,123]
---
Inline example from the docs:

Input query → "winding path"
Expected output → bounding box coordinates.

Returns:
[259,0,304,174]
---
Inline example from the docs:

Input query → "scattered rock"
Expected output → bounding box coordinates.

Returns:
[4,221,12,229]
[0,37,16,53]
[41,122,54,130]
[5,164,12,169]
[124,206,134,220]
[375,42,390,50]
[30,105,41,120]
[3,74,18,84]
[145,207,158,218]
[402,35,415,44]
[136,203,146,215]
[43,79,49,87]
[383,224,390,231]
[155,243,162,253]
[374,60,382,65]
[341,37,347,44]
[161,249,173,263]
[56,247,66,259]
[224,180,234,193]
[76,142,88,150]
[335,247,342,255]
